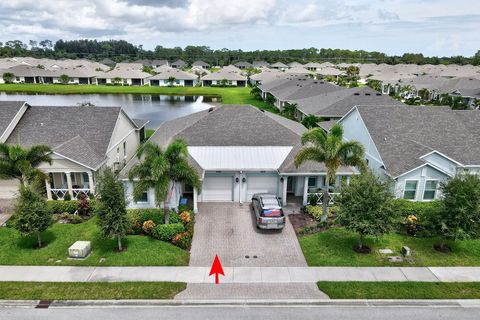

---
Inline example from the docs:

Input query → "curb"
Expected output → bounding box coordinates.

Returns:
[1,299,480,308]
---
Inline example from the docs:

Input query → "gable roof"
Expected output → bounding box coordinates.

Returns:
[0,101,26,141]
[5,106,125,170]
[148,67,197,80]
[352,105,480,177]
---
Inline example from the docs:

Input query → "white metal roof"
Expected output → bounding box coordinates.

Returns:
[188,146,293,171]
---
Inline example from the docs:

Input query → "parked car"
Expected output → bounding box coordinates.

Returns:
[251,193,285,230]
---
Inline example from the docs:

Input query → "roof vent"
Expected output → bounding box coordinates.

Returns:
[208,107,214,112]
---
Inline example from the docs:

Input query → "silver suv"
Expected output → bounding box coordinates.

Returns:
[251,193,285,230]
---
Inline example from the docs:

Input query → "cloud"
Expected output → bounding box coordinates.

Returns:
[0,0,478,56]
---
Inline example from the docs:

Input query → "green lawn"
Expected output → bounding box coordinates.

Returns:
[0,218,189,266]
[0,84,278,113]
[299,228,480,266]
[0,282,186,300]
[318,282,480,299]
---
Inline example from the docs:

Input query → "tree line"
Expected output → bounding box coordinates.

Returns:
[0,39,479,66]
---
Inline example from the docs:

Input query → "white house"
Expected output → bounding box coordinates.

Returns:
[122,105,356,212]
[148,66,197,87]
[0,101,147,200]
[339,105,480,201]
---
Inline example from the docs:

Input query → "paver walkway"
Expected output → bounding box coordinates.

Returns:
[1,266,480,283]
[189,203,307,267]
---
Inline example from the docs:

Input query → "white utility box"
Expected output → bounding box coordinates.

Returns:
[68,241,91,259]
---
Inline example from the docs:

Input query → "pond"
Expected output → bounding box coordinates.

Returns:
[0,93,221,129]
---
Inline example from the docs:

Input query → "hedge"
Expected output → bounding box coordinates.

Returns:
[152,223,185,242]
[47,200,98,214]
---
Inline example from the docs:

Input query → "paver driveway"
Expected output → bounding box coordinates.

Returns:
[189,202,307,267]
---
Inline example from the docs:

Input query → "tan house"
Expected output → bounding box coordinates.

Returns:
[0,101,147,200]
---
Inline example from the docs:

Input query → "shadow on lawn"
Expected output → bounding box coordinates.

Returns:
[17,231,56,249]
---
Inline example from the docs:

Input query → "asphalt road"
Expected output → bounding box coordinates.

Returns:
[1,305,479,320]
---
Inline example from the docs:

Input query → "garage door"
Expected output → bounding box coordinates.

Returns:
[247,175,278,201]
[202,176,233,201]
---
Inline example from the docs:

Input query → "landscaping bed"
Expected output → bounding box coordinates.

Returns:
[317,282,480,299]
[0,282,186,300]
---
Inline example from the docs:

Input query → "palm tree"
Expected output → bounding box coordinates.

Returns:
[0,144,52,186]
[294,124,365,222]
[128,139,201,224]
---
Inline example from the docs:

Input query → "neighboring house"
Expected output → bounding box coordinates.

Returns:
[285,66,311,76]
[97,65,151,85]
[192,60,210,69]
[270,62,289,71]
[249,68,284,85]
[234,61,253,69]
[339,105,480,201]
[0,101,147,200]
[0,65,98,85]
[259,76,340,110]
[151,60,169,68]
[290,86,405,121]
[252,61,270,68]
[288,62,304,68]
[304,62,323,72]
[171,59,187,69]
[148,66,197,87]
[200,67,247,87]
[122,105,356,211]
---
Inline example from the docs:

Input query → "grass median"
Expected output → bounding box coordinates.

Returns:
[318,281,480,299]
[0,282,186,300]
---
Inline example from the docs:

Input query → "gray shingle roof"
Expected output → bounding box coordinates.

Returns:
[354,105,480,177]
[293,87,405,118]
[5,106,123,170]
[0,101,25,139]
[123,105,351,176]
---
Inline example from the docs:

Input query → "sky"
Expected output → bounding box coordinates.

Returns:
[0,0,479,57]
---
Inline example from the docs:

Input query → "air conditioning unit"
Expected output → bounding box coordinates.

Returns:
[68,241,91,259]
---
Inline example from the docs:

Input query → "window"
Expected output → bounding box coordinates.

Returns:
[308,177,317,187]
[133,182,149,203]
[423,180,438,200]
[123,141,127,158]
[403,180,418,200]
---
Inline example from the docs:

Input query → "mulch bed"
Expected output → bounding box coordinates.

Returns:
[288,213,317,233]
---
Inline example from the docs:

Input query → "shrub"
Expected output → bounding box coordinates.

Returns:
[47,200,78,214]
[392,199,441,237]
[305,205,335,221]
[179,211,191,224]
[53,213,83,224]
[142,220,156,234]
[169,212,181,224]
[63,193,71,201]
[152,223,185,242]
[172,232,192,250]
[77,194,90,215]
[126,209,164,234]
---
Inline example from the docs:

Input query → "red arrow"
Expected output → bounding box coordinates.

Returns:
[209,254,224,284]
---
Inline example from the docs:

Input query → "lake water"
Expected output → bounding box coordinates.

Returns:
[0,93,220,129]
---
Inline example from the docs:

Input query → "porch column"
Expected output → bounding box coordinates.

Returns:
[302,176,309,206]
[346,176,351,185]
[281,176,288,206]
[88,171,95,195]
[66,172,74,199]
[193,187,198,214]
[45,178,52,200]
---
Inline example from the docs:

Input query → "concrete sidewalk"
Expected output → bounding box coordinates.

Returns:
[1,266,480,283]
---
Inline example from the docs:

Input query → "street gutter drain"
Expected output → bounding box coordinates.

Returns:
[245,255,250,259]
[253,255,258,259]
[36,300,53,309]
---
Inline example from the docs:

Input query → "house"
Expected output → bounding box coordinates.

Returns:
[234,61,253,69]
[0,65,98,85]
[97,64,151,85]
[0,101,147,200]
[290,86,405,121]
[252,61,270,68]
[285,66,311,76]
[151,60,169,68]
[303,62,323,72]
[270,62,289,71]
[192,60,210,69]
[148,66,197,87]
[200,67,247,87]
[288,62,304,68]
[339,105,480,201]
[171,59,187,69]
[249,68,284,85]
[122,105,356,211]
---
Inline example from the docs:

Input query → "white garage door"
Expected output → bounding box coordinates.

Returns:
[247,175,278,201]
[202,176,233,201]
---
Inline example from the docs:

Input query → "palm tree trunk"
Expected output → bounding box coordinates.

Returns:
[37,232,42,248]
[117,236,123,251]
[321,179,330,222]
[163,201,170,224]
